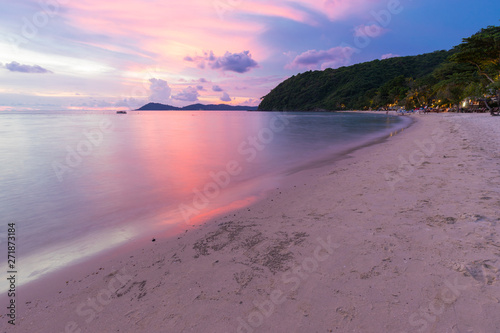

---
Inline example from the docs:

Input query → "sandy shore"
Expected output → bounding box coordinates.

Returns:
[4,113,500,332]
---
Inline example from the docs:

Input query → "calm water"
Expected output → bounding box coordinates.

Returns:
[0,110,410,289]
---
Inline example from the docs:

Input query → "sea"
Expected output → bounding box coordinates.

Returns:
[0,110,411,291]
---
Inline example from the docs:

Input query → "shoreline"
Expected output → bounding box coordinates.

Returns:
[7,111,411,295]
[5,113,500,332]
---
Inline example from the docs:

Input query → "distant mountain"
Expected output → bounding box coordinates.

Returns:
[136,102,258,111]
[180,103,258,111]
[136,103,180,110]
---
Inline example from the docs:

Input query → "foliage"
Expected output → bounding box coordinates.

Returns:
[259,51,451,111]
[259,25,500,111]
[450,25,500,84]
[450,25,500,107]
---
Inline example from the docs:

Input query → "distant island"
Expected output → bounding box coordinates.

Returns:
[136,102,258,111]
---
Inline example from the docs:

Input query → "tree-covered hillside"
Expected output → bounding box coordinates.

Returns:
[258,25,500,111]
[259,51,452,111]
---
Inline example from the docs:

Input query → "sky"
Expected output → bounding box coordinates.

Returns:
[0,0,499,111]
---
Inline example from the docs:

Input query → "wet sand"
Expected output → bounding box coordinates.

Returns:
[4,113,500,332]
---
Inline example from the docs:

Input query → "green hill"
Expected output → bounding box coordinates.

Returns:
[259,50,453,111]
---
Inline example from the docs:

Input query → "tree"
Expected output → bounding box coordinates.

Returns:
[431,61,478,110]
[450,25,500,113]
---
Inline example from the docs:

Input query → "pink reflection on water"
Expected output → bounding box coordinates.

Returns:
[109,112,273,233]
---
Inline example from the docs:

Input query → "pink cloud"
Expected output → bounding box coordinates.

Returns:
[381,53,400,59]
[60,0,385,76]
[219,0,384,24]
[18,0,392,110]
[242,98,260,106]
[228,1,318,25]
[306,0,383,21]
[63,0,267,66]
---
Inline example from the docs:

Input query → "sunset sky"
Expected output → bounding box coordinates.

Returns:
[1,0,499,110]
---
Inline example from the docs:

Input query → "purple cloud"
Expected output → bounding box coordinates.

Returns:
[210,51,258,73]
[149,78,171,104]
[286,46,355,70]
[220,92,231,102]
[204,51,216,61]
[212,85,223,92]
[186,51,258,73]
[196,85,205,91]
[172,86,199,102]
[5,61,52,73]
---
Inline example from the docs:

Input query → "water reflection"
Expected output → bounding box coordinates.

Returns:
[0,111,409,289]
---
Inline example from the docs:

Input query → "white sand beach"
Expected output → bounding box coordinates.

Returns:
[5,113,500,333]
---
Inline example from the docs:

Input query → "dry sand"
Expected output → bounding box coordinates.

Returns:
[3,113,500,333]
